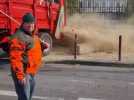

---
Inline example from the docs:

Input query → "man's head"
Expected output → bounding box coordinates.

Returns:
[22,13,35,35]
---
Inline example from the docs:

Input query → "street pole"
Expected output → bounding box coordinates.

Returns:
[74,34,77,60]
[118,35,122,61]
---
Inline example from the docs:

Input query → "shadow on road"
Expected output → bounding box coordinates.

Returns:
[46,60,134,68]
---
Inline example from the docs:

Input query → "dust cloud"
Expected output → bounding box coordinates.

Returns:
[58,14,134,55]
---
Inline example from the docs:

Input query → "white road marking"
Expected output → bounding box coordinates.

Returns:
[78,98,103,100]
[129,82,134,85]
[70,79,95,84]
[0,90,64,100]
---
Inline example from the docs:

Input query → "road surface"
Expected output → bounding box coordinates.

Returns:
[0,60,134,100]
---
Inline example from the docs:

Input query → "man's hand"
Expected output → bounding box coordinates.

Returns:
[41,41,50,52]
[18,78,26,85]
[44,42,50,51]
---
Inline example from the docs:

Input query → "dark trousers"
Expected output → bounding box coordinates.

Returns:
[11,71,35,100]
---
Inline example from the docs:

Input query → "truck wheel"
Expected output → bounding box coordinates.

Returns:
[40,33,53,56]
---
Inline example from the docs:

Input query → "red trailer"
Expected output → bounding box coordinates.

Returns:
[0,0,66,56]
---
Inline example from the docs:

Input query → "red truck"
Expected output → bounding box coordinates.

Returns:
[0,0,66,57]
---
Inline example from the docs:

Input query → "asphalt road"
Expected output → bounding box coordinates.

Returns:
[0,60,134,100]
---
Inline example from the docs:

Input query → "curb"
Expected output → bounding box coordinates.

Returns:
[1,58,134,68]
[46,60,134,68]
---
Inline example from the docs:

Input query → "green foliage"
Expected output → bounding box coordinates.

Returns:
[128,0,134,16]
[67,0,79,15]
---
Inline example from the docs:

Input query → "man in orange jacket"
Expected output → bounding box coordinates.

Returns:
[9,13,43,100]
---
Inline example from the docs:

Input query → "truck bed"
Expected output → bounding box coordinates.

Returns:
[0,0,50,33]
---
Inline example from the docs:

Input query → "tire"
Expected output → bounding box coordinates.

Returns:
[40,33,53,56]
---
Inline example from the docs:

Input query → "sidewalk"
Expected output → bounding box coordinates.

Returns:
[43,53,134,68]
[1,52,134,68]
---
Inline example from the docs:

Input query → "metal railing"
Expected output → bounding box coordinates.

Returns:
[66,0,129,18]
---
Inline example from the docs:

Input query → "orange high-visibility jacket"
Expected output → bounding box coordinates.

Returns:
[9,30,42,80]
